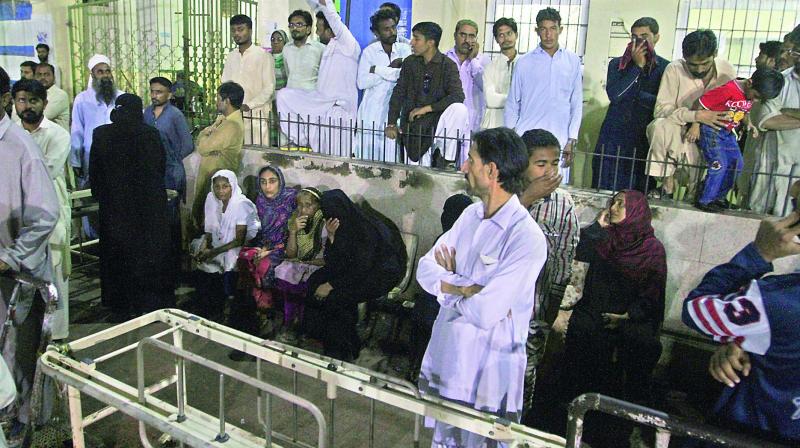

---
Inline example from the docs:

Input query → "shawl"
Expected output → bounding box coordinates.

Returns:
[294,208,324,261]
[255,166,297,256]
[203,170,260,271]
[594,190,666,283]
[618,40,657,74]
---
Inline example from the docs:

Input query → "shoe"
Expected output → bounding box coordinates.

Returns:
[712,199,740,210]
[694,201,723,213]
[228,350,256,362]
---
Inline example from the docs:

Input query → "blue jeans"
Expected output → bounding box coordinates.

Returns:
[698,125,743,205]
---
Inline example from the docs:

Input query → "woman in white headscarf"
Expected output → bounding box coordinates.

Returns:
[192,170,259,320]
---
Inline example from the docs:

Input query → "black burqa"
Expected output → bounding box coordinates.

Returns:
[89,94,173,318]
[303,190,406,360]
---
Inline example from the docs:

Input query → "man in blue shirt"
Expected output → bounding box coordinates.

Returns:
[144,76,194,288]
[682,208,800,444]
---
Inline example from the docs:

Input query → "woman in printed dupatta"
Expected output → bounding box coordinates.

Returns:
[559,190,667,448]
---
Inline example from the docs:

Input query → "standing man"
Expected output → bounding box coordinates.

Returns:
[36,43,61,87]
[750,28,800,216]
[283,9,325,91]
[386,22,469,167]
[18,61,36,80]
[505,7,583,184]
[446,19,490,135]
[12,79,72,341]
[221,14,275,146]
[277,0,361,156]
[34,63,69,131]
[416,127,547,446]
[90,94,172,320]
[519,129,580,415]
[646,30,735,199]
[70,54,124,186]
[376,2,411,44]
[191,82,245,231]
[355,7,412,162]
[481,17,518,130]
[145,77,194,282]
[593,17,669,192]
[0,66,60,444]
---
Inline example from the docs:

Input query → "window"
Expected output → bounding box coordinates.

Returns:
[483,0,591,60]
[673,0,799,76]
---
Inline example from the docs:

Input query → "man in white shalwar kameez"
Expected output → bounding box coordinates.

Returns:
[355,7,411,162]
[13,79,71,341]
[277,0,360,157]
[416,128,546,447]
[481,18,518,129]
[750,35,800,216]
[221,14,275,147]
[0,67,60,438]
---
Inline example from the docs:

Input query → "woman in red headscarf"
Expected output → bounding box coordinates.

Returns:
[559,190,667,447]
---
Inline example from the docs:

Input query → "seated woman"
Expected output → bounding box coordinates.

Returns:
[302,189,406,361]
[274,187,326,342]
[192,170,260,321]
[559,190,666,448]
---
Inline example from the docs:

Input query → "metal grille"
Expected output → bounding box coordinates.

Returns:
[483,0,590,61]
[67,0,257,127]
[673,0,800,76]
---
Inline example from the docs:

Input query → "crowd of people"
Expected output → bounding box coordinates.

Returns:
[0,0,798,446]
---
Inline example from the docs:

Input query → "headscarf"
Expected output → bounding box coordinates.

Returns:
[204,170,260,245]
[110,93,143,127]
[254,166,297,252]
[293,187,325,261]
[441,194,473,233]
[594,190,666,282]
[618,40,657,74]
[271,30,288,53]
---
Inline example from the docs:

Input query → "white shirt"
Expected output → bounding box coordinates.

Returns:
[505,46,583,147]
[283,40,326,91]
[309,0,361,117]
[416,194,546,414]
[69,87,124,170]
[221,44,276,110]
[356,40,412,127]
[481,52,516,129]
[11,84,70,131]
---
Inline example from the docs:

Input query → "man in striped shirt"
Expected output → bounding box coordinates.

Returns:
[519,129,580,415]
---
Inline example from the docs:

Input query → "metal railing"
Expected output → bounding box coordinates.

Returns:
[566,393,790,448]
[39,309,566,447]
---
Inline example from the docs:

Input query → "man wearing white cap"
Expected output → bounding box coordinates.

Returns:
[70,54,124,185]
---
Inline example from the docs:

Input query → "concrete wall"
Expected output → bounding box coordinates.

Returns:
[185,148,800,342]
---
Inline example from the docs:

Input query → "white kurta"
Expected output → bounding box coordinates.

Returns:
[354,39,411,162]
[751,68,800,216]
[277,0,360,156]
[481,53,515,129]
[416,194,546,445]
[283,40,326,91]
[221,45,276,146]
[25,117,71,339]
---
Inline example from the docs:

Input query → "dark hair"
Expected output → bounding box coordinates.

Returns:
[379,2,401,21]
[11,78,47,102]
[230,14,252,29]
[471,127,530,195]
[520,128,560,155]
[758,41,783,59]
[682,29,717,58]
[788,24,800,47]
[631,17,659,35]
[750,68,785,100]
[412,22,442,47]
[0,66,9,96]
[20,60,37,71]
[149,76,173,90]
[536,7,561,27]
[316,11,330,32]
[288,9,313,27]
[492,17,517,38]
[35,43,50,52]
[218,81,244,109]
[370,8,396,32]
[36,63,55,75]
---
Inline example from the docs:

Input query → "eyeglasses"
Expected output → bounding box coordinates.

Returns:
[270,37,284,42]
[288,22,307,29]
